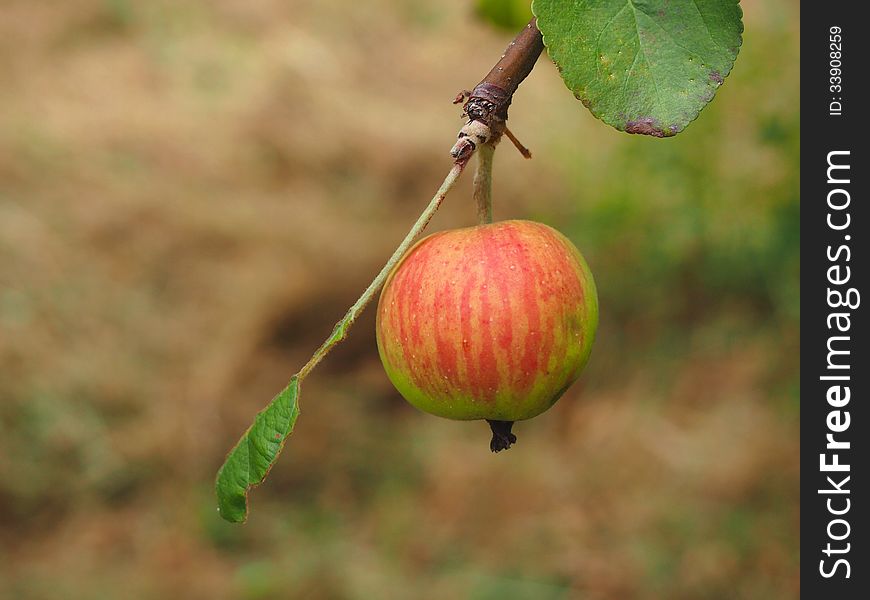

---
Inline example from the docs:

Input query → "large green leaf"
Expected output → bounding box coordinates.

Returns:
[533,0,743,137]
[215,377,300,523]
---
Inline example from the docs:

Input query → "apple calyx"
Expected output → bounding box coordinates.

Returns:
[487,419,517,452]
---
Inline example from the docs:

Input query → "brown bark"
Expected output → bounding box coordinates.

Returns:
[462,19,545,128]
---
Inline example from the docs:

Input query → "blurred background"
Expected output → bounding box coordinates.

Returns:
[0,0,798,598]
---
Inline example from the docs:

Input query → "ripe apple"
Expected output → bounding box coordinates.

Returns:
[376,219,598,449]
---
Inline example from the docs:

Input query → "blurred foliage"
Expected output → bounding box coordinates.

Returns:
[475,0,534,31]
[1,0,798,598]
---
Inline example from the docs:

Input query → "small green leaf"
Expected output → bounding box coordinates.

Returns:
[533,0,743,136]
[215,377,300,523]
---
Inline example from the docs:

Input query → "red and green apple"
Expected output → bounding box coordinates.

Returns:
[376,219,598,449]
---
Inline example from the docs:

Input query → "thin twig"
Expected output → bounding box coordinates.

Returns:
[504,126,532,159]
[462,19,544,130]
[296,158,470,380]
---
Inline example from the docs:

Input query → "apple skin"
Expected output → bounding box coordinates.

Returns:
[376,219,598,422]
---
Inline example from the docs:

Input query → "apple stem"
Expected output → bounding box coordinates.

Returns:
[487,420,517,452]
[296,157,471,381]
[473,143,495,225]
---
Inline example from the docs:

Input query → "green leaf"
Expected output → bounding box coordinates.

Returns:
[532,0,743,137]
[215,377,300,523]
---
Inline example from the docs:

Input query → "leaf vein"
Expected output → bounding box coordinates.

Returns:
[626,1,663,115]
[619,43,641,102]
[690,0,726,52]
[632,3,707,63]
[594,3,630,77]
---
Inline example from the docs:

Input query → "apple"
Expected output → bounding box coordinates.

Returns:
[376,219,598,450]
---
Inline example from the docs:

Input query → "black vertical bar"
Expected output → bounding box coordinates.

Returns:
[801,1,868,596]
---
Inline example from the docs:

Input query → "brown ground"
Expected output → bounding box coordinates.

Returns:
[1,1,799,598]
